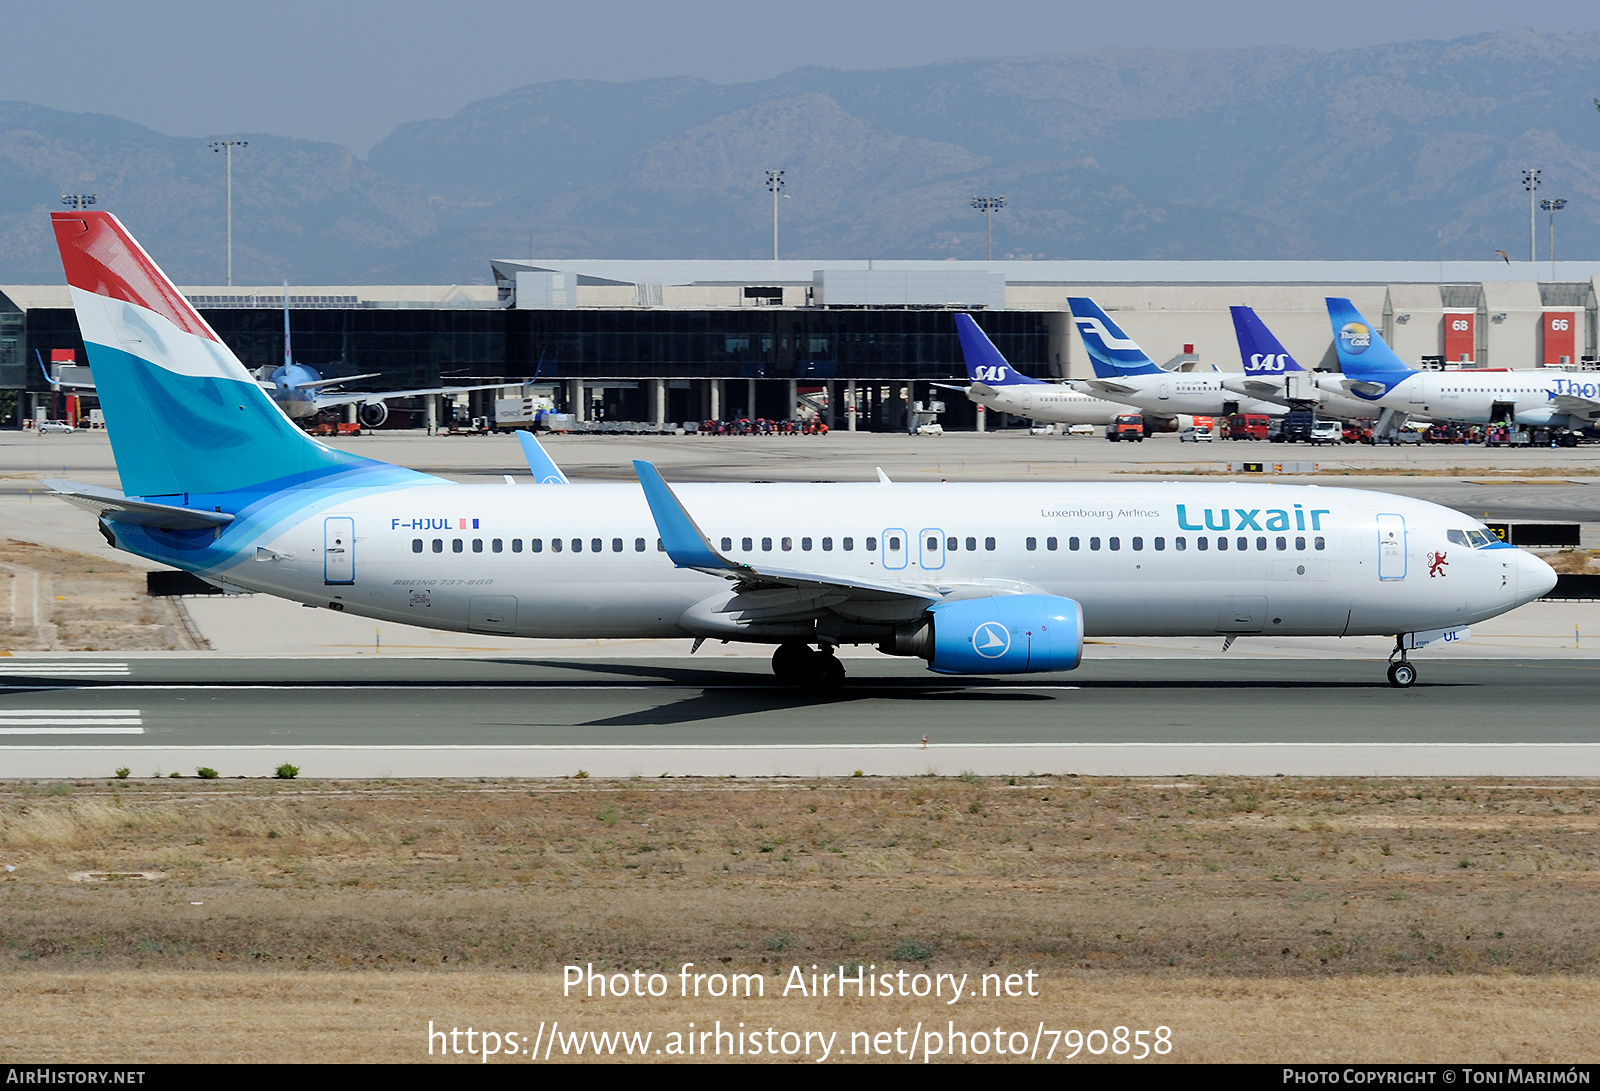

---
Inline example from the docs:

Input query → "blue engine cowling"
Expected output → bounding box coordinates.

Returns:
[925,594,1083,674]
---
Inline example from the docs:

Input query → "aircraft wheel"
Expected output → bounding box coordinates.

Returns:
[1387,662,1417,688]
[772,642,813,683]
[812,654,846,692]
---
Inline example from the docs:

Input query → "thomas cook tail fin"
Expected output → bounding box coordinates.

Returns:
[1325,297,1416,387]
[51,212,427,501]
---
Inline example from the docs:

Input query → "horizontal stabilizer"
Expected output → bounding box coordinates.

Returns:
[45,480,234,530]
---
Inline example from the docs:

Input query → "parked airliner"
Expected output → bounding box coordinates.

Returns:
[1327,297,1600,440]
[46,212,1554,688]
[264,289,516,427]
[1067,298,1287,421]
[1221,306,1379,421]
[944,314,1126,426]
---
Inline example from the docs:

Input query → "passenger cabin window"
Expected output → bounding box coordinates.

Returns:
[782,537,793,551]
[572,539,583,553]
[1132,537,1143,551]
[552,539,563,553]
[822,537,833,551]
[1109,537,1120,551]
[965,537,977,551]
[412,539,423,553]
[530,539,542,553]
[843,538,854,551]
[1047,537,1058,551]
[1175,537,1185,551]
[722,537,733,551]
[512,539,523,553]
[1315,536,1326,550]
[802,537,813,551]
[613,538,624,553]
[492,539,502,553]
[1154,537,1165,551]
[762,537,773,551]
[472,539,483,553]
[984,537,995,551]
[887,536,901,552]
[432,539,443,553]
[452,539,464,553]
[1197,537,1208,551]
[591,538,603,553]
[635,538,646,552]
[1069,537,1080,551]
[866,537,877,551]
[1276,537,1287,551]
[742,537,753,551]
[1090,537,1101,551]
[947,537,958,551]
[1026,537,1037,551]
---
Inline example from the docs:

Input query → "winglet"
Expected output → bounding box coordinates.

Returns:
[516,431,570,484]
[633,461,736,571]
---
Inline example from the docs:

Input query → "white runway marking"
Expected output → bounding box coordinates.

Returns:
[1,662,130,676]
[0,709,143,733]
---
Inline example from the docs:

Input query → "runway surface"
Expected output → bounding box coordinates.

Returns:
[4,655,1598,778]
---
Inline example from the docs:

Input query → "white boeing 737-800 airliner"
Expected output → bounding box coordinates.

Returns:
[46,212,1555,688]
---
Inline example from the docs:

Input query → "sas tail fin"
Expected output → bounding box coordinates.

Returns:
[1231,306,1306,375]
[954,313,1042,386]
[1065,297,1163,378]
[1325,297,1415,386]
[51,212,426,500]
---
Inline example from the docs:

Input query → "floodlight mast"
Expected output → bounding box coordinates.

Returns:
[1540,197,1567,280]
[971,196,1005,261]
[1521,169,1541,264]
[60,194,96,211]
[765,170,785,260]
[210,139,248,286]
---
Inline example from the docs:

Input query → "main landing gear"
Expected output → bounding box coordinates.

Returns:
[1386,637,1417,688]
[772,642,846,691]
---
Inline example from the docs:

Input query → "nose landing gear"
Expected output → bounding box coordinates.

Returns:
[1387,636,1417,688]
[772,642,846,691]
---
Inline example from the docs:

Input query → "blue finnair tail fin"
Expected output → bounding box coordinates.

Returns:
[51,211,434,501]
[954,313,1042,386]
[1326,297,1416,386]
[1066,298,1163,378]
[1231,306,1306,375]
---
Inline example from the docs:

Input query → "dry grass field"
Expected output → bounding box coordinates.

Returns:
[0,537,201,652]
[2,775,1598,1062]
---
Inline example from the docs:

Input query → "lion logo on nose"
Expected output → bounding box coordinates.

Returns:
[1428,551,1448,578]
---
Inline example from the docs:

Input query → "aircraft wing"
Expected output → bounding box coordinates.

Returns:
[632,461,1050,628]
[1222,377,1291,399]
[1548,394,1600,422]
[45,480,234,530]
[311,379,522,412]
[288,372,383,392]
[1074,378,1140,397]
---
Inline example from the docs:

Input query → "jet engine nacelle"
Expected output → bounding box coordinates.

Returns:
[923,594,1083,674]
[358,401,389,428]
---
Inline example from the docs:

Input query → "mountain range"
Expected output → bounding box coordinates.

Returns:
[2,28,1598,285]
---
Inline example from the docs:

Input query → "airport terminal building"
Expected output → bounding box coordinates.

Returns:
[4,258,1597,430]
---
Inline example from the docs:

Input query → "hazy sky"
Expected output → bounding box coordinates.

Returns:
[7,0,1600,153]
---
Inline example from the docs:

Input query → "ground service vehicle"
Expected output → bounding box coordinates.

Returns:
[1229,414,1270,441]
[1108,414,1145,442]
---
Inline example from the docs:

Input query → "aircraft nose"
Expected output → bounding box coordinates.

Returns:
[1514,549,1557,604]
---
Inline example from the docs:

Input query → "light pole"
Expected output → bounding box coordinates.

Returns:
[209,139,248,285]
[1540,197,1567,279]
[971,195,1005,261]
[765,170,785,260]
[1521,169,1540,264]
[60,194,97,211]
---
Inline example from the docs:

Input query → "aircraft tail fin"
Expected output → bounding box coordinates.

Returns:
[51,211,423,500]
[954,313,1042,386]
[1066,297,1163,378]
[1230,306,1306,375]
[1325,297,1415,385]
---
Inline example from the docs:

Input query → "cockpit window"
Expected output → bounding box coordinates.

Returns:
[1447,529,1470,546]
[1449,529,1498,548]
